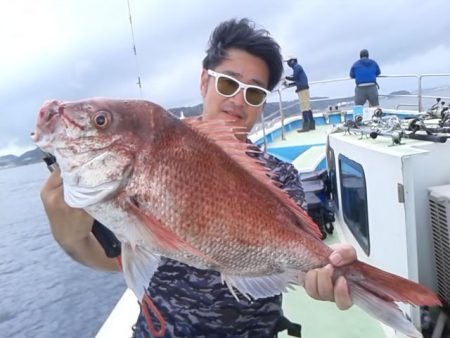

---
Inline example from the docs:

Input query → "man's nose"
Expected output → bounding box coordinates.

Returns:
[229,88,246,106]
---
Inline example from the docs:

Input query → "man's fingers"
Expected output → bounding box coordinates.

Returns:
[334,276,353,310]
[329,243,357,266]
[42,168,63,190]
[303,245,356,309]
[316,264,335,301]
[304,264,334,302]
[304,269,319,299]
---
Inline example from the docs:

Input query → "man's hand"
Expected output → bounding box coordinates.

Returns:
[303,243,356,310]
[41,169,94,248]
[40,169,119,271]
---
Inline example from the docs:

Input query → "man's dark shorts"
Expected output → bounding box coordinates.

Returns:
[355,84,379,106]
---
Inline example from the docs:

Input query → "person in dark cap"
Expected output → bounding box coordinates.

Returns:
[285,56,315,132]
[349,49,381,106]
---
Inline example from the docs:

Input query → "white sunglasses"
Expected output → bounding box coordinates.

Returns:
[207,69,271,107]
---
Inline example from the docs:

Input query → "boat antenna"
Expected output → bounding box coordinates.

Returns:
[127,0,143,97]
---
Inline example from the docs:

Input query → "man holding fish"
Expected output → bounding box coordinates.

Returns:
[38,18,379,337]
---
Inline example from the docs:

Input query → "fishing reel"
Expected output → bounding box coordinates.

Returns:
[372,108,384,119]
[426,97,448,119]
[408,118,425,133]
[438,109,450,127]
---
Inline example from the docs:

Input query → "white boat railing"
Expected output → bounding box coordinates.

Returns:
[256,73,450,149]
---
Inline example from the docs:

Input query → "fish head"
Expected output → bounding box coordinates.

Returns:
[33,98,134,153]
[32,98,162,207]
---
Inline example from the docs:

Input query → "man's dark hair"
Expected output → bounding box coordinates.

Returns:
[202,18,283,91]
[360,49,369,58]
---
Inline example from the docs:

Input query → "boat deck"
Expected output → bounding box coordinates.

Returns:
[268,124,389,337]
[269,124,334,148]
[265,123,334,173]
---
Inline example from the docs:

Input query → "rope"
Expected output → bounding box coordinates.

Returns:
[127,0,143,97]
[142,292,167,337]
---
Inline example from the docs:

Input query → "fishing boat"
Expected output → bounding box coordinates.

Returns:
[96,73,450,338]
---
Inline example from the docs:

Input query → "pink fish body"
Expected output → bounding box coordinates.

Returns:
[33,98,441,337]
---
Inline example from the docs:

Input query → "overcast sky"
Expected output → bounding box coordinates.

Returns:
[2,0,450,156]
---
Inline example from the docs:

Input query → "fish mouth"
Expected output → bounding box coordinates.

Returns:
[46,107,60,123]
[32,100,64,143]
[41,100,63,124]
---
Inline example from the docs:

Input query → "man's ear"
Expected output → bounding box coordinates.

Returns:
[200,69,209,98]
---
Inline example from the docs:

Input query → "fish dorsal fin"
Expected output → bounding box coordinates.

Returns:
[183,116,322,239]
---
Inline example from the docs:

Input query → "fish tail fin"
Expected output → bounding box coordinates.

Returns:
[345,261,441,338]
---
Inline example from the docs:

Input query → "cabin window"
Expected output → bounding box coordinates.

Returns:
[339,154,370,255]
[326,143,339,210]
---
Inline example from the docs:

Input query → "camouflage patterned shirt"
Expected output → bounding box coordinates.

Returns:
[132,148,305,338]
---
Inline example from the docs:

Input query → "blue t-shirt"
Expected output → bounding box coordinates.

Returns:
[286,63,309,91]
[349,58,381,85]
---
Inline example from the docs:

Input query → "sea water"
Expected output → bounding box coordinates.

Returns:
[0,163,126,338]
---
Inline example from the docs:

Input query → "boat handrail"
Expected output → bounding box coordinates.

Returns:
[396,104,420,110]
[256,72,450,148]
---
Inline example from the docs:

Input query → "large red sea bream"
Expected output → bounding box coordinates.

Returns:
[32,98,441,337]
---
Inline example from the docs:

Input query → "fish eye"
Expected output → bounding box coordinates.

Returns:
[92,110,111,129]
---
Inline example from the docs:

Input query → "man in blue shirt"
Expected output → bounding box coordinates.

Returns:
[285,56,315,132]
[349,49,381,107]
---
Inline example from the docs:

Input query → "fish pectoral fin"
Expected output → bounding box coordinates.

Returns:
[121,242,160,300]
[125,197,219,266]
[221,270,299,300]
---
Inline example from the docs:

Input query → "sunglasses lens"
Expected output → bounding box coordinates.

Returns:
[217,76,239,96]
[246,87,267,106]
[212,70,268,106]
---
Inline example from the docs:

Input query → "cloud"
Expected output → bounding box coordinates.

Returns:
[0,138,35,157]
[2,0,450,155]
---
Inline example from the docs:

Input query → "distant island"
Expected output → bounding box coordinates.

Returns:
[0,95,357,170]
[388,90,412,96]
[0,147,47,169]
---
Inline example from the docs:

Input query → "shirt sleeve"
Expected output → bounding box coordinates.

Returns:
[375,62,381,76]
[293,65,303,82]
[349,64,355,79]
[259,151,307,210]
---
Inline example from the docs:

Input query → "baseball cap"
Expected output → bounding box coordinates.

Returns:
[284,55,297,62]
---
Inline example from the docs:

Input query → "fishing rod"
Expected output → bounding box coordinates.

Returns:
[369,129,447,144]
[43,153,121,258]
[337,122,447,145]
[336,103,450,145]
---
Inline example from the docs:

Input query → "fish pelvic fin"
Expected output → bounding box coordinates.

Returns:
[121,242,160,300]
[183,115,322,239]
[221,269,298,301]
[343,261,441,337]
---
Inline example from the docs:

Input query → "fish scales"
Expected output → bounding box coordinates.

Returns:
[115,106,327,274]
